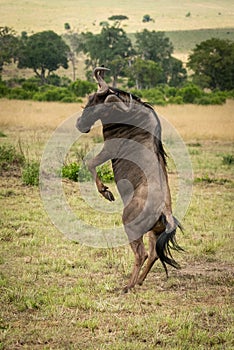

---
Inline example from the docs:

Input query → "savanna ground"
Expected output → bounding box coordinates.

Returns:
[0,98,233,349]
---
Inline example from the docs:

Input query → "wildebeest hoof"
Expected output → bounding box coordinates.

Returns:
[122,285,130,293]
[101,187,115,201]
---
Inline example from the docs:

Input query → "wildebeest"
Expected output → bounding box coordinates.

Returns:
[76,67,183,292]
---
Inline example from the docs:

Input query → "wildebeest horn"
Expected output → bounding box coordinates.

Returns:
[94,67,110,95]
[104,93,133,112]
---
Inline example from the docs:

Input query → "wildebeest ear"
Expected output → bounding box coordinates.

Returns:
[104,94,132,112]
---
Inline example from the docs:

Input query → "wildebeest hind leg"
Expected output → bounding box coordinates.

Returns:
[123,238,147,293]
[137,231,158,285]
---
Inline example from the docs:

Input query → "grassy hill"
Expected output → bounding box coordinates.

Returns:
[1,1,234,78]
[1,0,234,34]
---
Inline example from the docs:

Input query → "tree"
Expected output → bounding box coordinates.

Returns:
[135,29,173,64]
[18,30,70,84]
[187,38,234,90]
[142,14,154,23]
[135,29,186,87]
[163,57,187,87]
[63,26,85,81]
[128,58,163,89]
[0,26,19,75]
[82,23,134,86]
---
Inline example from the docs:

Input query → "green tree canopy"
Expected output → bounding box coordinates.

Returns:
[128,58,163,89]
[135,29,173,64]
[134,29,186,88]
[0,26,19,75]
[163,56,187,87]
[18,30,70,84]
[187,38,234,90]
[82,23,134,85]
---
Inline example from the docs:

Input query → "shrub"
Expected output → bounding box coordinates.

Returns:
[0,80,9,97]
[165,86,177,98]
[222,154,233,165]
[46,74,71,87]
[62,162,92,182]
[22,81,39,92]
[177,84,203,103]
[168,96,184,104]
[142,88,166,105]
[0,144,25,173]
[142,14,154,22]
[226,90,234,99]
[70,79,96,97]
[195,93,226,105]
[33,86,76,102]
[130,89,143,98]
[21,161,40,186]
[97,163,114,183]
[7,87,33,100]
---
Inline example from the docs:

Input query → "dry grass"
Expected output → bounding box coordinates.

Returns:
[0,99,83,130]
[157,99,234,141]
[0,99,233,349]
[1,0,234,34]
[0,99,233,141]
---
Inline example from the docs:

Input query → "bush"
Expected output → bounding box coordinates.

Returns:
[22,81,39,92]
[97,163,114,183]
[7,87,34,100]
[226,90,234,99]
[195,91,226,105]
[62,162,114,183]
[164,86,177,98]
[177,84,203,103]
[70,79,96,97]
[142,88,167,105]
[21,161,40,186]
[0,144,25,173]
[33,86,76,102]
[62,162,92,182]
[168,96,184,104]
[46,74,71,87]
[222,154,233,165]
[0,80,9,97]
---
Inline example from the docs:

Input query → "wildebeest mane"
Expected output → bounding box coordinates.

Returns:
[108,86,167,166]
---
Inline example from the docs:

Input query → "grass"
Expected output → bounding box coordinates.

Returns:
[1,0,234,34]
[0,99,233,349]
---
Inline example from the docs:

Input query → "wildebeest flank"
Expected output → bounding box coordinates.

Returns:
[76,67,183,292]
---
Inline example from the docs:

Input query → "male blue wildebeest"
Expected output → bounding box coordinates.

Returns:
[76,67,183,292]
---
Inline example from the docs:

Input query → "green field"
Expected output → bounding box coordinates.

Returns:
[165,27,234,53]
[0,99,233,349]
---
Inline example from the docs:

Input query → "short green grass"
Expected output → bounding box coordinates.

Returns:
[0,125,233,349]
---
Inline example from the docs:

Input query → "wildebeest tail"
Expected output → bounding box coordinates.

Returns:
[156,217,184,276]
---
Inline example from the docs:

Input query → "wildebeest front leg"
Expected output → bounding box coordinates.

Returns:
[123,238,148,293]
[86,148,115,201]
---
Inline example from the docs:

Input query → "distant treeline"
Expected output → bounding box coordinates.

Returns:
[0,24,234,105]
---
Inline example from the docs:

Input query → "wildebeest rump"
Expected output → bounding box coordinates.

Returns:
[76,67,183,292]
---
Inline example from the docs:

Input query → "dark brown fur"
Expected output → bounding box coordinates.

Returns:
[76,67,182,292]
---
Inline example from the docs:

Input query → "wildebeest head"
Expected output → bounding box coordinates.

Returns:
[76,67,133,133]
